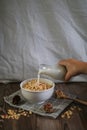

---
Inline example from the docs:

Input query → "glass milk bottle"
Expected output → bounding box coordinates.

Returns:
[39,64,67,81]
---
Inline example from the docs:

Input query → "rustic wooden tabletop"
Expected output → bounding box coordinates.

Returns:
[0,82,87,130]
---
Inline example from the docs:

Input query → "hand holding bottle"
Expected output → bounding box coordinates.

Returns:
[59,58,87,81]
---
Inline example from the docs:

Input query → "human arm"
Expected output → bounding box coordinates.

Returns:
[59,58,87,81]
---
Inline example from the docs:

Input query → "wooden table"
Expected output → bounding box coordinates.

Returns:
[0,82,87,130]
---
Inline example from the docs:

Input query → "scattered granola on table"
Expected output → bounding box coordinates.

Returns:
[54,90,82,119]
[61,105,82,119]
[0,109,32,120]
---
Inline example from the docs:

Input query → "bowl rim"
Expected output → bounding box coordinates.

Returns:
[20,78,55,93]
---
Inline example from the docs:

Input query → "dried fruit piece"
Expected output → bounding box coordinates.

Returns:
[12,95,21,105]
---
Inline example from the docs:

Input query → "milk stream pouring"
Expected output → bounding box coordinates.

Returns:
[39,64,67,81]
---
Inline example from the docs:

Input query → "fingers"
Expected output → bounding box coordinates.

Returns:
[59,60,70,81]
[64,72,72,81]
[59,59,77,81]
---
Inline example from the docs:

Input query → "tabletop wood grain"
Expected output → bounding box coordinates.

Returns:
[0,82,87,130]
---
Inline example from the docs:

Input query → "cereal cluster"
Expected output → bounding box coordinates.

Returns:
[55,90,66,98]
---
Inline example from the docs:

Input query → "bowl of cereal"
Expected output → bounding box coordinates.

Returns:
[20,78,55,104]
